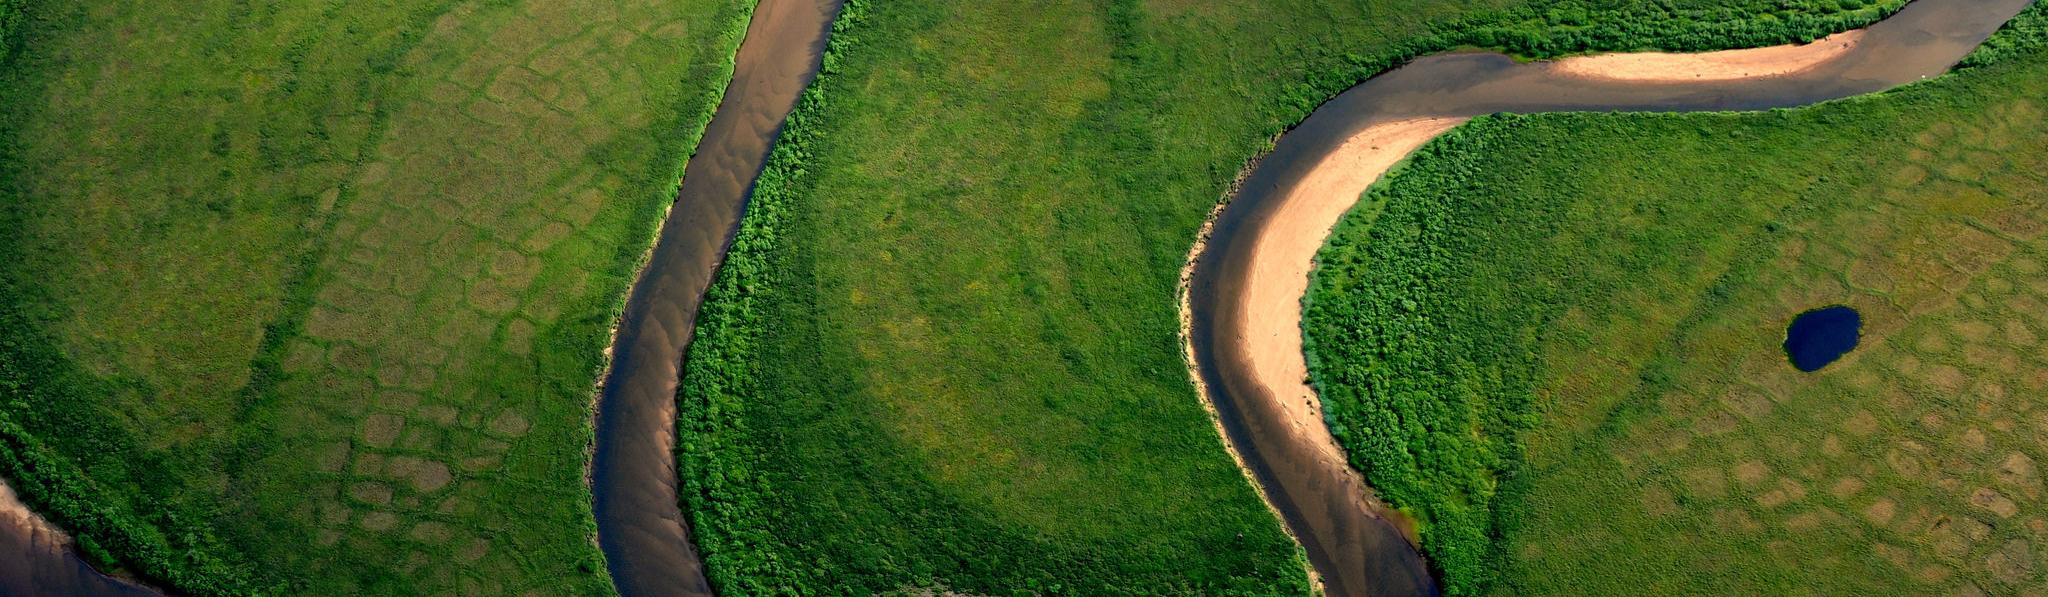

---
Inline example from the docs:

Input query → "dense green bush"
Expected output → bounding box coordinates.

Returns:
[0,0,23,62]
[1302,119,1541,595]
[0,418,263,594]
[676,0,869,590]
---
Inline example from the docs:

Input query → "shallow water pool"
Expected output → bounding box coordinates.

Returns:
[1785,305,1861,372]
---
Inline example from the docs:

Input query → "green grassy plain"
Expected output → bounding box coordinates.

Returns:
[1305,4,2048,594]
[679,0,1904,593]
[0,0,754,592]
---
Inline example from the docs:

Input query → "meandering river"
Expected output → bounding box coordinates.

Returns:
[1182,0,2033,594]
[1187,2,2031,592]
[589,0,842,595]
[0,0,2025,595]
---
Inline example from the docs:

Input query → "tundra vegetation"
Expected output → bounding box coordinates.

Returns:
[0,0,756,592]
[679,0,1905,592]
[1305,3,2048,594]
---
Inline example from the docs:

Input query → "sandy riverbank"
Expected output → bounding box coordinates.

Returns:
[1232,116,1466,473]
[1,480,69,545]
[1550,30,1864,82]
[1,479,160,595]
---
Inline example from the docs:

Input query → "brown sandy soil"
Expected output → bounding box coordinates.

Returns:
[1550,30,1864,82]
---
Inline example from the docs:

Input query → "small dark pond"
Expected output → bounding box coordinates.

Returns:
[1785,305,1861,372]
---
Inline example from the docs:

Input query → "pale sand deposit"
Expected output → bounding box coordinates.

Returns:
[1233,117,1467,472]
[1,481,68,545]
[1173,120,1469,591]
[1550,30,1864,82]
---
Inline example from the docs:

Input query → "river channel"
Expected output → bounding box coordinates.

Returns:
[589,0,842,595]
[1182,0,2033,594]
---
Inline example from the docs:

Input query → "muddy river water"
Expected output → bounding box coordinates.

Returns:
[589,0,842,595]
[1183,0,2033,595]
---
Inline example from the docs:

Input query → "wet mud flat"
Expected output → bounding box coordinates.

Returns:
[1182,0,2035,594]
[588,0,843,595]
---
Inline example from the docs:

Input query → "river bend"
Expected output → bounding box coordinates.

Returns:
[1182,0,2033,594]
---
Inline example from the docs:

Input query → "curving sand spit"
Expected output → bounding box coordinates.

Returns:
[1550,30,1864,82]
[1233,117,1467,471]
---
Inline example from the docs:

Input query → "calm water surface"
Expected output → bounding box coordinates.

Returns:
[589,0,843,595]
[1786,305,1863,371]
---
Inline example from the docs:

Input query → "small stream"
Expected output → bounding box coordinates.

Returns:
[588,0,843,595]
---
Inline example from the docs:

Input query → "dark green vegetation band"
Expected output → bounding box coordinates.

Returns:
[1303,2,2048,594]
[677,0,1912,593]
[0,0,19,61]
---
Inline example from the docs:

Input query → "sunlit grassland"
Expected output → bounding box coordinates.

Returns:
[0,0,753,592]
[1305,4,2048,593]
[678,0,1904,592]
